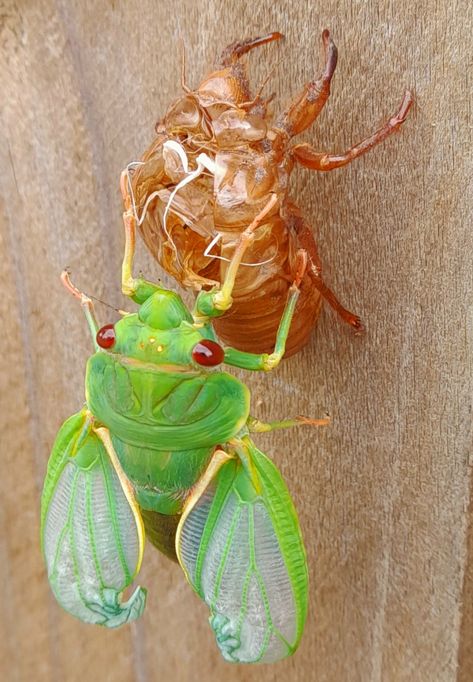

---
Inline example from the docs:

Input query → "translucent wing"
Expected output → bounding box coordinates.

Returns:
[40,410,146,627]
[176,440,308,663]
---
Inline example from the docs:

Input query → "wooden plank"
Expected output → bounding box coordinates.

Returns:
[0,2,137,680]
[0,0,471,680]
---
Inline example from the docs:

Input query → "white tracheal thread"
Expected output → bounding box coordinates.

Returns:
[124,140,275,269]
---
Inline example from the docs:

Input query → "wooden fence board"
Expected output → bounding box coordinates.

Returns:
[1,1,471,680]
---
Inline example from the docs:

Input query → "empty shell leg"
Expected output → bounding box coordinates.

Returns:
[291,91,413,171]
[274,30,337,137]
[219,32,283,66]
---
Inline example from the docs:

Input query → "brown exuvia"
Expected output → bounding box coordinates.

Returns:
[126,30,412,356]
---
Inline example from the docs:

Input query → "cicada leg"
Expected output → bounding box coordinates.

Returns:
[175,437,308,663]
[60,270,135,346]
[222,250,307,371]
[291,90,413,171]
[41,411,147,627]
[192,193,279,322]
[273,29,337,138]
[306,264,365,332]
[247,414,330,433]
[61,270,100,350]
[284,203,364,333]
[120,169,162,303]
[219,31,283,66]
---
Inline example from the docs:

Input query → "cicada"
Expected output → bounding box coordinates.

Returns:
[40,183,328,663]
[128,30,412,356]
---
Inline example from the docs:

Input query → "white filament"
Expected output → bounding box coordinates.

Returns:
[203,231,275,268]
[124,141,275,268]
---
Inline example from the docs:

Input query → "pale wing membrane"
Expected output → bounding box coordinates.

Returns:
[41,412,146,627]
[177,444,308,663]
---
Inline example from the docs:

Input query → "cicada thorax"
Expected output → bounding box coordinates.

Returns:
[132,60,283,288]
[85,342,250,514]
[131,89,323,356]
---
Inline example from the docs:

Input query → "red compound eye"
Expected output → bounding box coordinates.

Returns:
[96,324,116,349]
[192,339,224,366]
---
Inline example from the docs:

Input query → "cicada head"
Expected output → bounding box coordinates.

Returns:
[94,287,224,371]
[137,288,193,330]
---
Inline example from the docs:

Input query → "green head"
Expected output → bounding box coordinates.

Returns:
[95,287,225,369]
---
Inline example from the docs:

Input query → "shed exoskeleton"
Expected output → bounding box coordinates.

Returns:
[40,188,328,663]
[129,30,412,356]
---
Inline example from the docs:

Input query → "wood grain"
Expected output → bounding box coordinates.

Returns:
[1,1,472,680]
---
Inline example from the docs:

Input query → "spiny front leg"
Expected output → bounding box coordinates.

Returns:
[291,91,413,171]
[219,31,283,66]
[274,29,337,138]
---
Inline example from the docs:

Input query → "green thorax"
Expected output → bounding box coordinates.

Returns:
[111,436,214,515]
[83,289,250,513]
[85,350,250,450]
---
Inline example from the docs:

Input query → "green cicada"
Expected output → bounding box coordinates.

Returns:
[40,183,328,663]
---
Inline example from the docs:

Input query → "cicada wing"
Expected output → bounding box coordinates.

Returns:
[40,410,146,627]
[176,442,308,663]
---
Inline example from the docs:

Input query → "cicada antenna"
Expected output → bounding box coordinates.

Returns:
[88,294,129,317]
[61,270,128,316]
